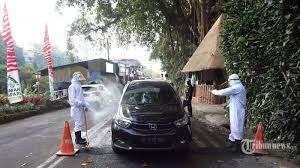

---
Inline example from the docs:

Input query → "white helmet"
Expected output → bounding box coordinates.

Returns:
[228,74,240,86]
[228,74,239,81]
[72,72,86,82]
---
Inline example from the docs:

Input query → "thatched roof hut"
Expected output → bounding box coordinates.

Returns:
[182,15,224,73]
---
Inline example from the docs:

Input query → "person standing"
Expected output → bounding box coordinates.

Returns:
[32,84,38,94]
[186,79,193,117]
[68,72,87,145]
[210,74,246,153]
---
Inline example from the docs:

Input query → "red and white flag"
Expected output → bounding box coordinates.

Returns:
[2,4,23,103]
[42,25,54,99]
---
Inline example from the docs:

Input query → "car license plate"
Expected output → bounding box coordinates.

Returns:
[141,137,166,144]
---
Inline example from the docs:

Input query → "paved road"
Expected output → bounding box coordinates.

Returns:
[0,104,116,168]
[38,118,300,168]
[0,105,299,168]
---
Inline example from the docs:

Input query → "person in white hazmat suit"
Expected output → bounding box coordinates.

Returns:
[68,72,88,145]
[211,74,246,153]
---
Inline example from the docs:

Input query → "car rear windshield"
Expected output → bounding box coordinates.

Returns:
[82,86,97,92]
[121,82,179,105]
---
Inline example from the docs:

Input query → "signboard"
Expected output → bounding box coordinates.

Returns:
[119,64,125,73]
[118,64,126,76]
[106,62,114,73]
[7,71,23,103]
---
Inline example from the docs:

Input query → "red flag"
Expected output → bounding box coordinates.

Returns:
[2,4,17,72]
[42,25,54,99]
[2,3,23,103]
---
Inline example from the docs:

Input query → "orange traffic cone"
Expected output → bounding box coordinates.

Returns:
[56,121,79,156]
[253,122,268,155]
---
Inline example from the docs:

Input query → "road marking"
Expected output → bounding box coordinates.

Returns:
[35,113,114,168]
[47,157,65,168]
[90,127,111,146]
[35,155,56,168]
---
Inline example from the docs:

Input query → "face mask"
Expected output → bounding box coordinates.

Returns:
[229,80,234,86]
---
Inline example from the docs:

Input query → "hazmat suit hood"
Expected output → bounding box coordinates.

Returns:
[228,74,241,87]
[71,72,86,83]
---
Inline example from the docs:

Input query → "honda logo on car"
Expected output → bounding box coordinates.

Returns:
[148,123,157,130]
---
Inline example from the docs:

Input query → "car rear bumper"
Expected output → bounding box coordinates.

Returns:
[111,121,192,151]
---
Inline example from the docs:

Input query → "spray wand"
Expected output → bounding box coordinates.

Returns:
[83,107,89,147]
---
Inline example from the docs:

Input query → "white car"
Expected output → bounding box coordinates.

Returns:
[82,84,110,108]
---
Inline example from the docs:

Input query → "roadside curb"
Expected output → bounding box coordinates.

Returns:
[0,107,69,125]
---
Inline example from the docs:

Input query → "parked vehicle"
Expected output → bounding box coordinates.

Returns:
[82,84,107,108]
[111,80,192,153]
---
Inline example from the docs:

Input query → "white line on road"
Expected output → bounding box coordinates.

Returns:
[35,155,57,168]
[47,157,65,168]
[35,112,114,168]
[90,127,111,147]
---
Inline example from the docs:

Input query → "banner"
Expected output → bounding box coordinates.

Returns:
[42,25,54,99]
[2,4,23,103]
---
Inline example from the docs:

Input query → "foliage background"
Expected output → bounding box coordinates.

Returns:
[56,0,222,95]
[221,0,300,153]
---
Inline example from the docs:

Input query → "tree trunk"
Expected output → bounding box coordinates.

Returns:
[199,0,208,43]
[188,0,209,45]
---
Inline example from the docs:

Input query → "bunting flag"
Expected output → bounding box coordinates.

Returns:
[2,4,23,103]
[42,25,54,99]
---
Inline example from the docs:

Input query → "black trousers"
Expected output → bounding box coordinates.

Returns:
[187,98,192,116]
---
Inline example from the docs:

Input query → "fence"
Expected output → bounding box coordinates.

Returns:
[192,84,226,104]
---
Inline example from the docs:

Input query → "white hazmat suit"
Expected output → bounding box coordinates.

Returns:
[68,72,87,133]
[211,74,246,142]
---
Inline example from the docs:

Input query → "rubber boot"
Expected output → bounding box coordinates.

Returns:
[225,140,234,149]
[75,131,87,145]
[77,131,87,142]
[231,140,242,153]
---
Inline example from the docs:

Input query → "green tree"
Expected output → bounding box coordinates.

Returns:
[19,65,36,91]
[56,0,221,92]
[0,35,6,65]
[0,65,6,94]
[66,36,76,63]
[18,65,50,95]
[142,69,160,79]
[32,43,70,70]
[15,46,25,66]
[0,35,25,66]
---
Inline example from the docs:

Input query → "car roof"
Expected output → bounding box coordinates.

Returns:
[82,84,103,87]
[127,80,172,87]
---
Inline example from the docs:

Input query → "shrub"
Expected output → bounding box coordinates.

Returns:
[0,95,48,106]
[0,103,35,114]
[0,96,9,106]
[22,96,48,105]
[221,0,300,153]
